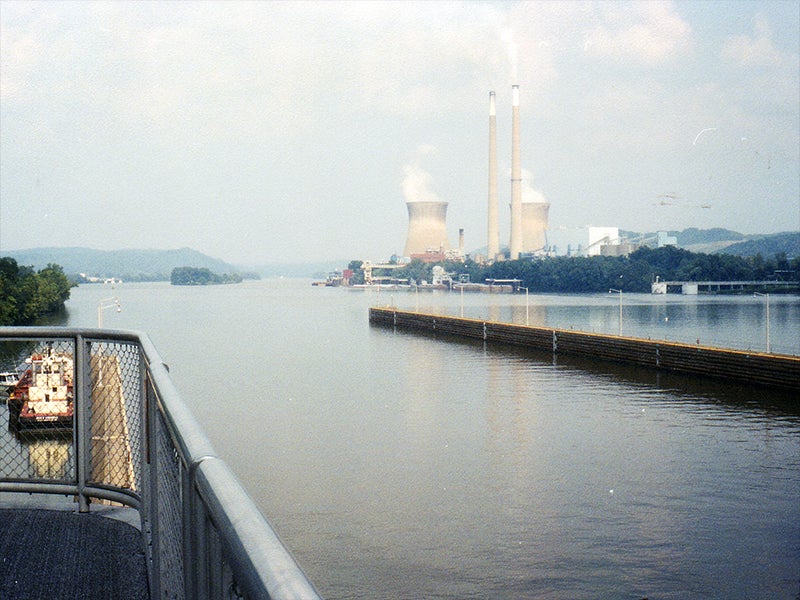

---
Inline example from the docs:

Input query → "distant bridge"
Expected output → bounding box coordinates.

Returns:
[651,280,798,295]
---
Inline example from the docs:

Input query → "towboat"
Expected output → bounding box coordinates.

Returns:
[1,370,20,394]
[8,348,74,431]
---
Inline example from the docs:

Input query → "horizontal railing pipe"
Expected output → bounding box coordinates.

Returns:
[195,458,323,600]
[138,333,220,466]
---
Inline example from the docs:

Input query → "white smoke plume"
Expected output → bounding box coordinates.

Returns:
[501,26,519,83]
[521,168,547,203]
[402,145,441,203]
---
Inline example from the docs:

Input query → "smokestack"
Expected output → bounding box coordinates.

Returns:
[509,84,523,259]
[459,228,465,256]
[487,91,499,260]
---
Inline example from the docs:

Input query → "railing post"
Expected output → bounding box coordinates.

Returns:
[140,347,157,600]
[75,335,90,513]
[146,370,162,600]
[183,462,196,599]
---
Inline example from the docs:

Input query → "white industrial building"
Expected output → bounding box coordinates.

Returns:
[546,226,624,257]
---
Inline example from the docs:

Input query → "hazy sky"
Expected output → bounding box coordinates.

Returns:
[1,1,798,264]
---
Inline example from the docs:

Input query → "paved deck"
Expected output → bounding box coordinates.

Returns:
[0,506,149,600]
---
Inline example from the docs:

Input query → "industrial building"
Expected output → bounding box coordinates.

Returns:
[546,226,623,257]
[402,85,552,262]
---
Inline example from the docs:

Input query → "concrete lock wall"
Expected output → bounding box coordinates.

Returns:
[369,307,800,390]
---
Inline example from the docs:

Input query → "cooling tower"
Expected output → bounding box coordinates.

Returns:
[403,201,451,257]
[509,85,523,259]
[522,201,550,253]
[487,91,500,260]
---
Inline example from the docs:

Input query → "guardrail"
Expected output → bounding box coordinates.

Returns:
[0,327,322,600]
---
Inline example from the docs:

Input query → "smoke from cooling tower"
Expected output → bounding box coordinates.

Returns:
[402,147,451,256]
[402,145,442,203]
[521,169,547,204]
[402,163,441,204]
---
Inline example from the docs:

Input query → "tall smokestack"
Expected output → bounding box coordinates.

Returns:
[509,84,523,259]
[487,91,499,260]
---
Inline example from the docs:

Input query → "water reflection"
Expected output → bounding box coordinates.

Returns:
[52,281,800,599]
[26,438,71,479]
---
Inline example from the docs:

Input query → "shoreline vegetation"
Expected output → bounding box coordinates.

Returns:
[0,258,73,326]
[347,246,800,294]
[170,266,243,286]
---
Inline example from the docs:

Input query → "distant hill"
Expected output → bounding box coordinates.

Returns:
[4,247,238,281]
[717,232,800,258]
[621,228,799,258]
[671,228,746,246]
[241,260,348,279]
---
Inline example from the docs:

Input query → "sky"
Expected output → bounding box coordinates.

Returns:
[1,0,798,264]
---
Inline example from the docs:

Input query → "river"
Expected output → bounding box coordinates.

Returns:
[47,281,800,598]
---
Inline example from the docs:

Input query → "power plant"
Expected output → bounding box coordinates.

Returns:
[494,85,550,257]
[402,84,550,262]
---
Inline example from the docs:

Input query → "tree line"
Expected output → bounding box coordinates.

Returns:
[0,258,74,325]
[379,246,799,293]
[170,266,243,286]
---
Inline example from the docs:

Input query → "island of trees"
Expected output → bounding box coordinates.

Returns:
[349,246,799,293]
[0,258,74,325]
[170,266,243,286]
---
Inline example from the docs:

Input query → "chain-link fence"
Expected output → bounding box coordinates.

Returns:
[2,338,76,482]
[1,328,321,600]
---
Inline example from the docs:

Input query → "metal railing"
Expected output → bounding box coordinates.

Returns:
[0,327,322,600]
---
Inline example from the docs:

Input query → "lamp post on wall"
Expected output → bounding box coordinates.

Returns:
[754,292,770,353]
[520,287,529,325]
[98,297,121,328]
[609,289,622,335]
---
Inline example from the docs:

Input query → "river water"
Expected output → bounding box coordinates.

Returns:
[52,281,800,598]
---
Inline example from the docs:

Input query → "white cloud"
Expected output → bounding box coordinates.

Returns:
[0,1,797,261]
[584,1,692,64]
[721,14,787,67]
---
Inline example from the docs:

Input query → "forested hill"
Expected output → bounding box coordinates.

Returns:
[718,232,800,257]
[3,247,238,281]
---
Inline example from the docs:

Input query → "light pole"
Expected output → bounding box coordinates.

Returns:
[98,297,121,328]
[754,292,770,353]
[609,289,622,335]
[520,287,529,325]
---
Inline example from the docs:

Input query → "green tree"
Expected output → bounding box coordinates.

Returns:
[0,258,74,325]
[170,266,242,285]
[347,261,365,285]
